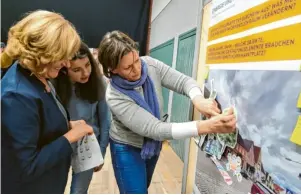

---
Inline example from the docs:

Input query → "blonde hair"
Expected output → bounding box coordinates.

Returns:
[0,52,13,68]
[5,10,81,75]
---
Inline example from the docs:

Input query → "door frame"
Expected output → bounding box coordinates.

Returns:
[150,38,174,53]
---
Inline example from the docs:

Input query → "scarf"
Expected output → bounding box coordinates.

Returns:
[111,59,162,159]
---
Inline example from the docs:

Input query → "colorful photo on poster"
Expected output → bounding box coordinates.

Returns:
[216,107,239,149]
[195,70,301,194]
[194,0,301,193]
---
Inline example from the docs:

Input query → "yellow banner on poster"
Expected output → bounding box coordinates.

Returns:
[208,0,301,41]
[206,22,301,64]
[290,115,301,146]
[203,66,210,80]
[297,93,301,109]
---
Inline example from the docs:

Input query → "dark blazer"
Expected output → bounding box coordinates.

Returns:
[1,63,72,193]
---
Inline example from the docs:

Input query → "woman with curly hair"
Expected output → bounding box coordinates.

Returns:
[1,10,93,193]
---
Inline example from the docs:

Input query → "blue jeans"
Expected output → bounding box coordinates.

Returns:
[110,139,160,194]
[70,169,94,194]
[69,99,111,194]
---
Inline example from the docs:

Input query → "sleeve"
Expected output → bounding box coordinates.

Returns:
[97,99,111,158]
[188,87,203,100]
[1,92,73,182]
[108,86,202,141]
[171,121,198,139]
[144,56,203,96]
[107,87,173,141]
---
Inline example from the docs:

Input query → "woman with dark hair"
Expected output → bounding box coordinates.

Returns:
[98,30,237,193]
[55,42,111,194]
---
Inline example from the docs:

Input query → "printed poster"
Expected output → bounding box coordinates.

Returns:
[194,0,301,194]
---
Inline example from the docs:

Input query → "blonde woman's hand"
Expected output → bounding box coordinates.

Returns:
[69,120,85,129]
[94,164,104,172]
[64,120,94,143]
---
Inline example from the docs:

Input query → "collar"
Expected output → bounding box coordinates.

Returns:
[17,63,48,90]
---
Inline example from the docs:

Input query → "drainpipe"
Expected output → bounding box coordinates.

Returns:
[146,0,153,55]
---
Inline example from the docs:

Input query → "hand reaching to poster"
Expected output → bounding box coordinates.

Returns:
[196,107,237,135]
[192,95,221,118]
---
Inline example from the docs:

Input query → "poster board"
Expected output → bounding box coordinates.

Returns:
[187,0,301,194]
[185,1,212,193]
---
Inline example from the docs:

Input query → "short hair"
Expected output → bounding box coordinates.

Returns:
[98,30,139,78]
[5,10,81,75]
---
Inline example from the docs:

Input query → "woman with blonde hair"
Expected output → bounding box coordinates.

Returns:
[1,10,93,193]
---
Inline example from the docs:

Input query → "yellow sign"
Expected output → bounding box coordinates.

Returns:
[203,66,210,80]
[297,93,301,108]
[206,23,301,64]
[290,115,301,146]
[208,0,301,41]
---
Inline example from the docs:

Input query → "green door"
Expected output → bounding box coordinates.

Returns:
[150,39,174,114]
[170,29,196,161]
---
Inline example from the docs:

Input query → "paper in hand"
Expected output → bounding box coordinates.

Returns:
[71,134,104,174]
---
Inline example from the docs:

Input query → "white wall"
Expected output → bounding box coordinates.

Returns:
[150,0,200,49]
[151,0,171,21]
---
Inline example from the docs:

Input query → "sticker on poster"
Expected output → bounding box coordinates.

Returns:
[226,153,243,182]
